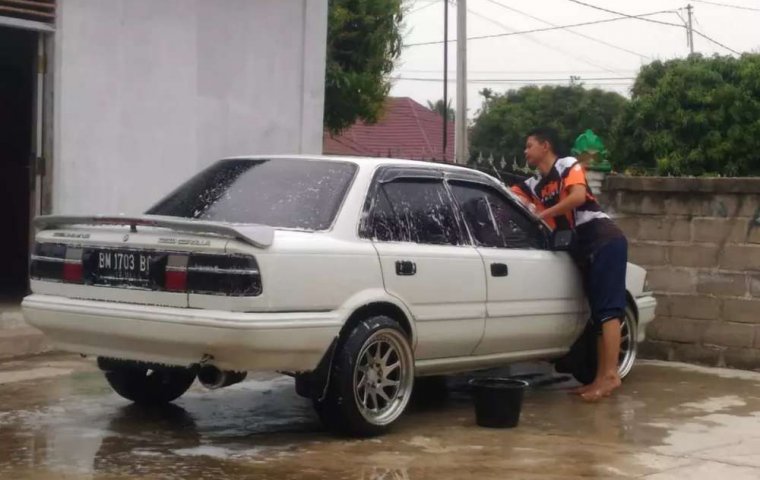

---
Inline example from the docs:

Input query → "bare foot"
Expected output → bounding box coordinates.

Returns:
[580,374,621,402]
[569,384,592,395]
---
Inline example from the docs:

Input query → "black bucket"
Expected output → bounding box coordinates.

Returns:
[469,378,528,428]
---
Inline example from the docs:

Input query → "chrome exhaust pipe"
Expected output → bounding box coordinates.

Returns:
[197,365,247,390]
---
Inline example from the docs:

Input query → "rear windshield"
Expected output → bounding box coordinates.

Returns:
[147,159,357,230]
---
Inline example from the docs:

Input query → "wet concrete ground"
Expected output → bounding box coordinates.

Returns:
[0,354,759,479]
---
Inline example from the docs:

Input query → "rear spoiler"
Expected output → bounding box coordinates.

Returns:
[33,214,275,248]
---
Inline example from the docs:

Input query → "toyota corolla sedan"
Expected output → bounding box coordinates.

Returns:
[23,155,656,436]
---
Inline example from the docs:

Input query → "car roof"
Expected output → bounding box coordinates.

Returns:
[223,154,497,179]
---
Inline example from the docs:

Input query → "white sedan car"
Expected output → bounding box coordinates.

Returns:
[23,155,656,436]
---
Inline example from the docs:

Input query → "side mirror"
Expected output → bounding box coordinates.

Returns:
[551,230,574,251]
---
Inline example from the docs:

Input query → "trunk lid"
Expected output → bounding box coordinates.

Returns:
[31,215,272,308]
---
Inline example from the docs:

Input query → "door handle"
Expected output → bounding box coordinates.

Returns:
[490,263,509,277]
[396,260,417,276]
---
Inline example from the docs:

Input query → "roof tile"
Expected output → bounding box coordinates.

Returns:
[323,97,456,163]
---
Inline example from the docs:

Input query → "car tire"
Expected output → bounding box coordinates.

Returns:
[557,304,638,385]
[314,316,415,437]
[100,359,196,405]
[617,305,638,379]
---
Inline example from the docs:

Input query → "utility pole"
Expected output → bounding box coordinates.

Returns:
[686,4,695,54]
[455,0,468,164]
[442,0,449,161]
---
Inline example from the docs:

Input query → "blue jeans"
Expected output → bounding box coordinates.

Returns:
[586,236,628,329]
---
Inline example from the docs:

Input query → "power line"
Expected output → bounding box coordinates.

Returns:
[688,8,742,54]
[566,0,685,28]
[404,10,681,47]
[566,0,741,55]
[399,68,639,74]
[674,9,688,26]
[409,0,440,15]
[393,79,635,89]
[393,80,636,88]
[691,0,760,12]
[466,6,623,75]
[692,28,742,54]
[394,76,636,82]
[485,0,651,60]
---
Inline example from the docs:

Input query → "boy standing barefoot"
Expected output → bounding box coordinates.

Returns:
[512,127,628,401]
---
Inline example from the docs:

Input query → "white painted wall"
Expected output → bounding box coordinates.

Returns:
[53,0,327,214]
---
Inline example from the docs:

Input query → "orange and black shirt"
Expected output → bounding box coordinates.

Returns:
[511,156,623,257]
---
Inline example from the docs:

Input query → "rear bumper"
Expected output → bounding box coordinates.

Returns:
[634,294,657,343]
[21,294,342,372]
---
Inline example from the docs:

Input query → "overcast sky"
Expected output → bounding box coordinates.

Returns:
[391,0,760,117]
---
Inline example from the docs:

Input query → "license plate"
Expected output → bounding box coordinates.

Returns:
[85,249,162,287]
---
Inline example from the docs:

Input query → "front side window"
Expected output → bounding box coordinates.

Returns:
[367,179,462,246]
[450,181,545,249]
[147,159,357,230]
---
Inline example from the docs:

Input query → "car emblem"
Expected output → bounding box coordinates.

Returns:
[123,234,129,242]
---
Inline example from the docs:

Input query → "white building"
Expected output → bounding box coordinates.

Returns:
[0,0,328,300]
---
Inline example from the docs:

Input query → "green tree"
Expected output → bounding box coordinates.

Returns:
[324,0,404,134]
[468,85,627,173]
[611,54,760,176]
[427,98,455,121]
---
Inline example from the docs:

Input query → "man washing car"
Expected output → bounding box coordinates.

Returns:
[511,127,628,402]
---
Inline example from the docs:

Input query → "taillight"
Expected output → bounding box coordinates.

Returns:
[62,260,84,282]
[31,243,84,284]
[164,255,189,292]
[161,253,261,296]
[31,243,261,296]
[186,253,262,296]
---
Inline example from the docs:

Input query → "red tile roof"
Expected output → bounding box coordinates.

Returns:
[323,97,455,163]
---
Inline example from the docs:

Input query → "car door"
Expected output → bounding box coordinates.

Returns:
[361,167,486,360]
[448,178,585,356]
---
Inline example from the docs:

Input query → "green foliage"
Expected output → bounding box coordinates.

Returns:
[468,85,627,172]
[427,98,455,121]
[611,54,760,176]
[324,0,404,134]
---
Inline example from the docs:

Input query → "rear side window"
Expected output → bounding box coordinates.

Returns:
[147,159,357,230]
[367,179,462,246]
[450,181,545,249]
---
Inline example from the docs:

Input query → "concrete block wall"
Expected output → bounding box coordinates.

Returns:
[602,177,760,371]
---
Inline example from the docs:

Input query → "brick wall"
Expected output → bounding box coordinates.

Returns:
[602,177,760,371]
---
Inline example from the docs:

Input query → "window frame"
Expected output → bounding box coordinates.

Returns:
[444,174,551,250]
[359,166,470,246]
